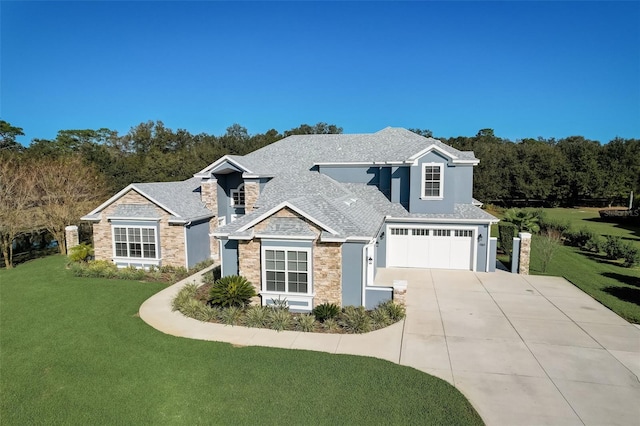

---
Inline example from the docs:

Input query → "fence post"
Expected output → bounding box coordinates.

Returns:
[511,237,520,274]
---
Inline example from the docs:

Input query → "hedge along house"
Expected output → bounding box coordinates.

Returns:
[81,179,215,269]
[83,127,498,310]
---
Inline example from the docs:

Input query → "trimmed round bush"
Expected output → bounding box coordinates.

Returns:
[209,275,256,308]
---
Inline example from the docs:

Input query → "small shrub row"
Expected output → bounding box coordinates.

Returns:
[602,235,639,267]
[68,248,216,283]
[172,283,406,334]
[565,227,602,253]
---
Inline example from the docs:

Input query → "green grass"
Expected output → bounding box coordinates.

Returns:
[0,256,483,425]
[491,207,640,323]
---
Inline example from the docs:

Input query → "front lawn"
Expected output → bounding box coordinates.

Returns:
[0,256,483,425]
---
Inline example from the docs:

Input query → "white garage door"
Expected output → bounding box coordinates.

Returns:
[387,227,474,270]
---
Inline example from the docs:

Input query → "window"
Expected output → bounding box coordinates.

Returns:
[390,228,408,235]
[455,229,473,237]
[113,226,157,259]
[412,229,429,236]
[264,249,310,294]
[230,183,245,207]
[432,229,451,237]
[422,163,444,199]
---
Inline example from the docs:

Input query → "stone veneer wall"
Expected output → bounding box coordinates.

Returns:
[312,242,342,307]
[92,190,186,268]
[236,207,343,307]
[238,239,261,303]
[200,179,219,259]
[244,181,260,212]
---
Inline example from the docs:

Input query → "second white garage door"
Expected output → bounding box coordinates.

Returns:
[387,227,474,270]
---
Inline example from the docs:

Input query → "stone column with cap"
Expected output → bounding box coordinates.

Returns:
[65,225,79,254]
[518,232,532,275]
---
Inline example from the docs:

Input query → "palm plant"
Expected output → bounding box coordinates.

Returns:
[502,208,540,233]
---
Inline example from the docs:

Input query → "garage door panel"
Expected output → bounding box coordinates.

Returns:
[387,227,474,270]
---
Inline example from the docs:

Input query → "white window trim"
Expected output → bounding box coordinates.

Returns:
[421,162,444,200]
[111,225,160,264]
[230,183,246,207]
[260,245,313,298]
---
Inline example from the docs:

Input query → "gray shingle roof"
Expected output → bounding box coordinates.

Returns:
[239,127,476,175]
[132,177,212,221]
[110,204,161,219]
[258,217,317,237]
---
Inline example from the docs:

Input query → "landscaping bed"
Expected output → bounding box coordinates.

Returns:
[173,281,406,334]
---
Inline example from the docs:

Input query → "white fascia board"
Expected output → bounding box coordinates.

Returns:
[236,201,339,235]
[345,236,373,242]
[80,215,101,222]
[195,155,252,176]
[85,185,180,221]
[386,216,499,224]
[228,235,253,241]
[242,173,272,179]
[313,162,375,167]
[254,234,316,241]
[320,236,347,243]
[451,159,480,165]
[108,216,161,222]
[409,144,458,162]
[210,231,229,238]
[169,214,214,224]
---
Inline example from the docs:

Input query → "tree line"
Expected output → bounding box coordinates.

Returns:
[1,119,638,267]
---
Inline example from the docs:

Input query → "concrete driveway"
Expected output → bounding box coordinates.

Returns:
[375,268,640,425]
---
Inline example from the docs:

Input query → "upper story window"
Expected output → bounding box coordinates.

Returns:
[421,163,444,199]
[230,183,245,207]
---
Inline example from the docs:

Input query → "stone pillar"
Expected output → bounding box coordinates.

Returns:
[244,181,260,212]
[65,225,79,254]
[518,232,532,275]
[392,280,407,307]
[201,178,220,259]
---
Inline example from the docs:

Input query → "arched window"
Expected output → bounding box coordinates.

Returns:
[230,183,245,207]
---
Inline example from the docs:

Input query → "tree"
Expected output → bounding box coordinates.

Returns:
[0,153,36,267]
[32,155,109,254]
[283,122,343,137]
[409,128,433,138]
[0,120,25,151]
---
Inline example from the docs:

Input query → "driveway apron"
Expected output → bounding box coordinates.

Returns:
[397,268,640,426]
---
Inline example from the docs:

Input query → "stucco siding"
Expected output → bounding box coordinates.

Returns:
[185,220,210,268]
[341,242,365,306]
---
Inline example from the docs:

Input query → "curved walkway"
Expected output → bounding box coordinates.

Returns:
[140,265,640,426]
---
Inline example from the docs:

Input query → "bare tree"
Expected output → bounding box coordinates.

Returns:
[33,155,108,254]
[0,154,36,267]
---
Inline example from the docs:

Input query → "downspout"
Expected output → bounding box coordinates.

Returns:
[183,221,192,269]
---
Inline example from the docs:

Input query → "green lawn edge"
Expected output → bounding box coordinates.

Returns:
[0,256,483,425]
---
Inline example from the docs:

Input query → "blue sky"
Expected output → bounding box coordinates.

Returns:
[2,1,639,145]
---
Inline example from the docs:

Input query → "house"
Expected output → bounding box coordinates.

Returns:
[83,127,498,310]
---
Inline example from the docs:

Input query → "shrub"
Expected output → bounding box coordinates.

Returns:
[498,222,517,257]
[603,235,625,260]
[118,266,146,281]
[219,306,243,325]
[87,260,118,278]
[295,314,316,332]
[194,304,219,322]
[68,243,93,262]
[620,242,640,268]
[322,318,340,333]
[312,303,340,322]
[243,306,270,328]
[270,297,289,310]
[537,231,561,273]
[268,308,292,332]
[171,283,199,312]
[538,217,571,237]
[339,306,372,334]
[378,300,406,322]
[190,258,214,273]
[209,275,256,308]
[180,298,207,318]
[566,227,598,251]
[370,307,391,330]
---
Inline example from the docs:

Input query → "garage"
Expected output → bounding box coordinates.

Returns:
[386,226,475,270]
